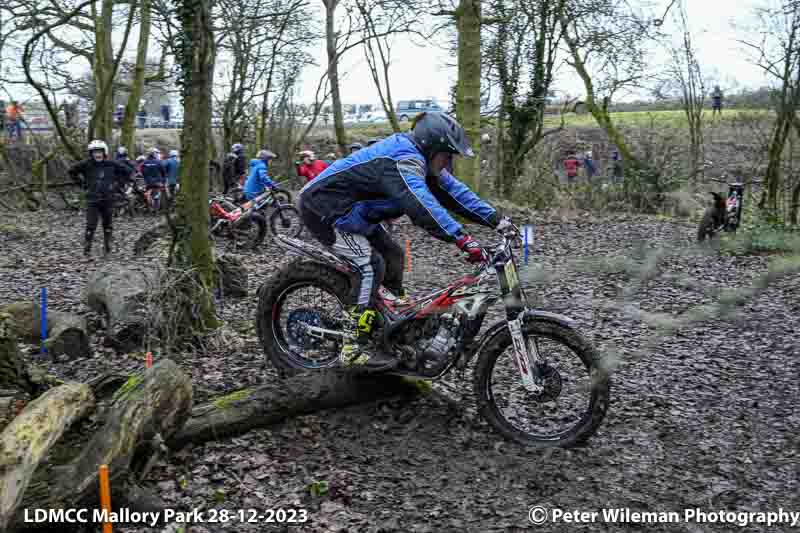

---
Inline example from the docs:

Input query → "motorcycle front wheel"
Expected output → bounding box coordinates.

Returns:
[473,317,610,448]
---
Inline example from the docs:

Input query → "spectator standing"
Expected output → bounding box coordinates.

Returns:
[165,149,181,199]
[161,104,171,126]
[296,150,330,183]
[0,100,6,136]
[222,152,238,194]
[583,150,596,179]
[137,107,147,128]
[6,101,23,140]
[563,153,581,185]
[711,85,723,117]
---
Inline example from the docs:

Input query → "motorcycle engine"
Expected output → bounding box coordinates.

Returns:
[413,313,460,369]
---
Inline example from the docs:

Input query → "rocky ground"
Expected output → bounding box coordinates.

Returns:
[1,206,798,533]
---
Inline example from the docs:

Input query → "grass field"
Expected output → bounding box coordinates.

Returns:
[541,108,772,129]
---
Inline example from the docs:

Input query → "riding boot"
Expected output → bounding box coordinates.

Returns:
[84,230,95,257]
[103,230,113,257]
[339,305,396,371]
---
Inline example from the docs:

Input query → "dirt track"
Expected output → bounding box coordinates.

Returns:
[1,208,798,532]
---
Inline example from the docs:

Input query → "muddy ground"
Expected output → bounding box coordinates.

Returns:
[1,207,798,533]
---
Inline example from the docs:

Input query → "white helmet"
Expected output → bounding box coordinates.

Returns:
[148,147,160,157]
[257,149,277,160]
[299,150,314,159]
[117,146,128,155]
[169,149,179,158]
[88,140,108,155]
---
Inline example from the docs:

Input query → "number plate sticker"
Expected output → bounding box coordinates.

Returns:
[504,260,519,290]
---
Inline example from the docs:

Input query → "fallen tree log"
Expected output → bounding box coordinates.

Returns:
[0,302,89,360]
[8,359,192,531]
[0,383,94,531]
[168,371,420,449]
[84,265,160,351]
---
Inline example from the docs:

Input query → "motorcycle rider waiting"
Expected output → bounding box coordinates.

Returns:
[243,149,277,200]
[232,143,248,187]
[165,149,180,200]
[298,112,507,371]
[68,140,134,257]
[141,147,167,212]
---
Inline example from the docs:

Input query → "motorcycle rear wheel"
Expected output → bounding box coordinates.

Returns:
[256,260,352,375]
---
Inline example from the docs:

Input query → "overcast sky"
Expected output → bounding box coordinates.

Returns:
[296,0,768,107]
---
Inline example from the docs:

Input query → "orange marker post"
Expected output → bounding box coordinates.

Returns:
[145,351,153,369]
[99,464,113,533]
[405,239,412,273]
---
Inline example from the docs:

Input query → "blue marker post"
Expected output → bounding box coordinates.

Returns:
[40,287,48,354]
[523,225,534,265]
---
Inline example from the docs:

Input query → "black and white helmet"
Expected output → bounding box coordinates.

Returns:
[256,149,277,160]
[117,146,128,155]
[231,143,244,154]
[88,139,108,155]
[410,112,474,162]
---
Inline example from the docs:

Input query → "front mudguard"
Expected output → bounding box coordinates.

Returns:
[465,309,578,367]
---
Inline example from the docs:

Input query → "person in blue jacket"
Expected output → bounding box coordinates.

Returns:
[298,111,510,370]
[141,147,166,211]
[243,149,277,200]
[165,149,180,200]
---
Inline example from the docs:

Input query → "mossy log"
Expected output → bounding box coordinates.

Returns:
[6,360,192,531]
[0,383,94,531]
[0,302,89,360]
[84,265,160,351]
[168,371,419,449]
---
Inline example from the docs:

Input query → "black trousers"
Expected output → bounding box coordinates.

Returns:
[299,203,404,306]
[86,199,113,243]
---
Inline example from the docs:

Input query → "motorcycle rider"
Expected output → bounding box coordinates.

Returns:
[243,149,277,200]
[68,140,134,257]
[298,112,506,370]
[141,147,166,211]
[296,150,329,184]
[165,149,181,200]
[222,152,238,194]
[232,143,248,187]
[115,146,135,171]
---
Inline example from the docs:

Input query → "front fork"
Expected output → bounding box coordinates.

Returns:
[508,316,545,394]
[495,254,545,393]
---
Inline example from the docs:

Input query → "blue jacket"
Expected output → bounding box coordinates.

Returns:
[141,156,166,186]
[165,157,180,185]
[243,159,274,199]
[298,134,497,242]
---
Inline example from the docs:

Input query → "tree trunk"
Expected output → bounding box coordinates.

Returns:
[121,0,152,151]
[85,264,159,351]
[7,360,192,531]
[453,0,482,193]
[0,313,36,396]
[90,0,116,141]
[168,371,420,449]
[0,302,89,360]
[762,111,791,215]
[174,0,218,330]
[0,383,94,531]
[324,0,347,153]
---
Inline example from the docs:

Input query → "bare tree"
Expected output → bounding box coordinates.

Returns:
[484,0,563,197]
[740,0,800,217]
[666,0,706,180]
